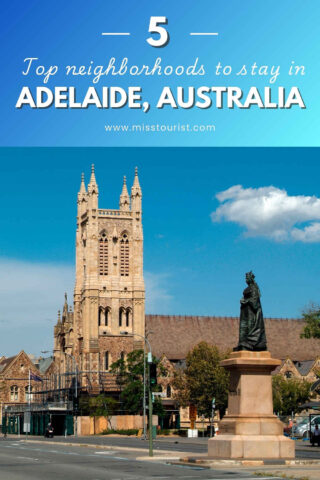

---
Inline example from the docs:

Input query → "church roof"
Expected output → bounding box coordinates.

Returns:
[146,315,320,362]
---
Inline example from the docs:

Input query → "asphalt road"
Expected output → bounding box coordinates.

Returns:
[17,434,320,459]
[0,440,285,480]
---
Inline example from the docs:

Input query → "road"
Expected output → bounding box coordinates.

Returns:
[0,439,287,480]
[16,434,320,459]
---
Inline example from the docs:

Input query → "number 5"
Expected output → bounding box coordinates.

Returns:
[147,17,169,48]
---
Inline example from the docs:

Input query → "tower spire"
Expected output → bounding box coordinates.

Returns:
[79,172,86,194]
[131,166,142,214]
[120,175,130,211]
[88,164,98,193]
[132,166,141,189]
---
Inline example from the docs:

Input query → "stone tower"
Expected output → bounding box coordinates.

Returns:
[54,166,145,389]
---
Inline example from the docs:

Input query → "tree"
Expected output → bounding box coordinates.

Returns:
[110,349,165,417]
[89,394,117,417]
[300,304,320,339]
[272,375,311,415]
[173,342,230,419]
[79,394,117,417]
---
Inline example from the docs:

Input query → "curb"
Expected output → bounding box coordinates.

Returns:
[178,456,320,467]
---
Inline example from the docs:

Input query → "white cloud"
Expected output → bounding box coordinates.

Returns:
[211,185,320,242]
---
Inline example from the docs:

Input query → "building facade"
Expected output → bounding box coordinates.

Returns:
[54,166,145,390]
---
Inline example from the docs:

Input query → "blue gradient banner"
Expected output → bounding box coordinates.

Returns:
[1,0,319,146]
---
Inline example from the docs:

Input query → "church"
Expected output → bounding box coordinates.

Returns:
[53,166,320,393]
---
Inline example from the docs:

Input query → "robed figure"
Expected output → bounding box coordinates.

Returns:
[236,271,267,351]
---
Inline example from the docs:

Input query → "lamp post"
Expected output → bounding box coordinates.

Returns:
[120,331,153,456]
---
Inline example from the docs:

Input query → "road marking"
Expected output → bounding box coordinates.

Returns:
[94,451,119,455]
[16,456,38,461]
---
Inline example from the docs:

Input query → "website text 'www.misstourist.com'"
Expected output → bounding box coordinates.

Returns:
[104,123,216,133]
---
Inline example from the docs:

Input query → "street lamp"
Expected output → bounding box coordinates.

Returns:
[120,330,154,457]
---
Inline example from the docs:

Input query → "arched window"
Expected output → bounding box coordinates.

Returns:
[98,307,103,326]
[10,385,19,401]
[105,352,109,370]
[99,231,108,276]
[120,351,125,361]
[119,308,124,327]
[25,385,33,402]
[105,308,109,327]
[126,309,130,327]
[166,385,172,398]
[120,233,129,276]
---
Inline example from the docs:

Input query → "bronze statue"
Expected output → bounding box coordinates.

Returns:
[235,271,267,351]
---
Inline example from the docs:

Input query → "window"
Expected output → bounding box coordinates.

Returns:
[10,385,19,401]
[98,308,103,326]
[285,371,293,379]
[126,309,130,327]
[105,309,109,326]
[105,352,109,370]
[166,385,172,398]
[99,232,108,276]
[25,385,33,402]
[120,233,129,276]
[119,308,124,327]
[120,351,125,361]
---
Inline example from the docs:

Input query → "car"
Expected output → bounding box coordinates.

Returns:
[292,415,320,438]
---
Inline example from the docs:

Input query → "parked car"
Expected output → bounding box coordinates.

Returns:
[292,415,320,438]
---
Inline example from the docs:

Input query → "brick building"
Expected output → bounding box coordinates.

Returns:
[0,351,52,424]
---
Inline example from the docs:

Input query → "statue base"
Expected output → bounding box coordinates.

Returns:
[208,351,295,459]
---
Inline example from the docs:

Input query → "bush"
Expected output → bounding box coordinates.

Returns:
[100,428,138,436]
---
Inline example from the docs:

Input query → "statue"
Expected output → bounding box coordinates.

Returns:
[235,271,267,351]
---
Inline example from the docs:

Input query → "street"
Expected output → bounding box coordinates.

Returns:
[0,439,288,480]
[10,434,319,460]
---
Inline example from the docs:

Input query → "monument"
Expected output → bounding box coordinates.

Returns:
[208,272,295,459]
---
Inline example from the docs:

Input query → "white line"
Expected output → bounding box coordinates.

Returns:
[101,33,131,36]
[190,32,219,36]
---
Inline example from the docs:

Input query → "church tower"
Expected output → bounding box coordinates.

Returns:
[56,166,145,390]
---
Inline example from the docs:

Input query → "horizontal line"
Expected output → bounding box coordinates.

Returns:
[101,32,131,36]
[190,32,219,36]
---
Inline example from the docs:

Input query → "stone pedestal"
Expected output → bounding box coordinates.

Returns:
[208,351,295,459]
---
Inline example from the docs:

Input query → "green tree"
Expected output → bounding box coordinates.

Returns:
[79,394,117,417]
[300,304,320,339]
[173,342,230,419]
[110,349,165,417]
[272,375,311,415]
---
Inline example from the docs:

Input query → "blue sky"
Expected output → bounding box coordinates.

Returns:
[0,147,320,356]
